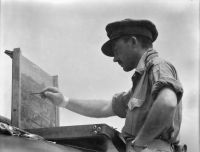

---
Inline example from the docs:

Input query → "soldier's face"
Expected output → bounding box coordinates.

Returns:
[112,37,142,72]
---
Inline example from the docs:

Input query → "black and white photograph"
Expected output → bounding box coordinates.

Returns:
[0,0,199,151]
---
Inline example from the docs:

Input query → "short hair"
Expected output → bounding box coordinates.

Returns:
[121,35,153,49]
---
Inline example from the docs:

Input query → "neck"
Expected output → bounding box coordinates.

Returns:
[138,48,148,59]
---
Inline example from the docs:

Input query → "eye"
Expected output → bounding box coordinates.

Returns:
[111,42,116,53]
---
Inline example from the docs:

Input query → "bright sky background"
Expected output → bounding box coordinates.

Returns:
[0,0,199,151]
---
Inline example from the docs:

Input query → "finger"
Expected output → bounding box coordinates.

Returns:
[44,92,59,106]
[44,91,56,100]
[42,87,57,93]
[42,87,59,93]
[40,92,46,99]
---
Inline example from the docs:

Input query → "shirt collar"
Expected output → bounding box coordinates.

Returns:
[135,48,158,75]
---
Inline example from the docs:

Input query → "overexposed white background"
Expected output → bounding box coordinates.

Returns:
[0,0,199,151]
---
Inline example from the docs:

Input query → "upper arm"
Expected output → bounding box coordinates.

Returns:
[149,61,183,103]
[155,87,178,108]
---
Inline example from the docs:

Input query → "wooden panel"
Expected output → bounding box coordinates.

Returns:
[53,76,59,127]
[11,48,21,128]
[7,48,59,129]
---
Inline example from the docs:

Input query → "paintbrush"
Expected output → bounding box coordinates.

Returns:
[30,92,43,95]
[30,92,46,98]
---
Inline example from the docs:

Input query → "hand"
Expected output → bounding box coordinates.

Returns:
[131,140,147,152]
[42,87,69,108]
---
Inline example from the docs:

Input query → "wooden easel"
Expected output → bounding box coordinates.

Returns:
[5,48,59,129]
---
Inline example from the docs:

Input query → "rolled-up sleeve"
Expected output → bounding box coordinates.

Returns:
[150,62,183,102]
[112,90,131,118]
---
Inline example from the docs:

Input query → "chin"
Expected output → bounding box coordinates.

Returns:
[123,67,133,72]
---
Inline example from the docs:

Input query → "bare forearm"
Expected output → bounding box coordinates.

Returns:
[135,88,177,146]
[65,98,115,118]
[42,87,115,118]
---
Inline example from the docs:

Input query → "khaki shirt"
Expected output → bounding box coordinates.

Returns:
[112,49,183,144]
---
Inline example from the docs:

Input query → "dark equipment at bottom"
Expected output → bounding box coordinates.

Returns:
[27,124,126,152]
[0,134,81,152]
[0,120,187,152]
[0,123,126,152]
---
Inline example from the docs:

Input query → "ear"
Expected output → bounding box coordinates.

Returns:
[129,36,139,47]
[129,36,138,46]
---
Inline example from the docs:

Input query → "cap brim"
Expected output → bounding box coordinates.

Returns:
[101,39,114,57]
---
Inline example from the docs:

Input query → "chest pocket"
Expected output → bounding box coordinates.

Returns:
[123,71,150,136]
[128,71,149,111]
[128,97,145,111]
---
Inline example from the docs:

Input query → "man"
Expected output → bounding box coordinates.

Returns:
[43,19,183,152]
